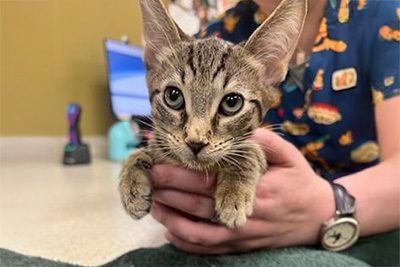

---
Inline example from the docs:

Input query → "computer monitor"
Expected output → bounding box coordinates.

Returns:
[104,39,151,118]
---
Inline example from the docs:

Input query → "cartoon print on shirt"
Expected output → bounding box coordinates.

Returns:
[332,68,357,91]
[384,76,395,87]
[379,25,400,42]
[313,17,347,53]
[282,121,310,136]
[372,88,385,105]
[308,103,342,125]
[301,135,332,172]
[313,69,324,91]
[357,0,366,10]
[224,15,240,33]
[293,107,306,119]
[338,0,349,23]
[293,88,314,119]
[339,131,354,145]
[351,141,380,163]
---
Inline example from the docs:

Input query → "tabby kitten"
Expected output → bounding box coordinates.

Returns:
[119,0,307,228]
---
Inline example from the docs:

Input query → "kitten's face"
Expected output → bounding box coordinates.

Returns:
[140,0,306,170]
[147,38,274,169]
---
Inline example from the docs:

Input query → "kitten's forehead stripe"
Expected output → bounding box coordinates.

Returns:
[180,69,185,84]
[197,47,203,67]
[212,49,230,82]
[223,74,232,89]
[188,44,196,76]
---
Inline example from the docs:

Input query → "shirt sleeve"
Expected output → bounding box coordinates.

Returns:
[195,0,263,44]
[369,0,400,105]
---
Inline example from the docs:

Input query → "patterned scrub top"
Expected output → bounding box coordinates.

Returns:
[198,0,400,181]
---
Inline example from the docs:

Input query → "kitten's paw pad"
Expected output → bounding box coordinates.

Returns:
[215,195,253,228]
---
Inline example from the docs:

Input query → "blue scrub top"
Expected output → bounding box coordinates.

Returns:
[198,0,400,180]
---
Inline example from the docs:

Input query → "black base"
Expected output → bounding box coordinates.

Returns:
[62,143,91,165]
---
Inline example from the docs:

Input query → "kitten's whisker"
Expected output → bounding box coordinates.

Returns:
[215,160,222,170]
[227,152,253,159]
[221,156,244,174]
[227,149,254,156]
[136,119,155,130]
[149,146,170,151]
[222,155,241,169]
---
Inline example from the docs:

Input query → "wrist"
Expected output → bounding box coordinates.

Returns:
[316,179,336,224]
[306,177,336,245]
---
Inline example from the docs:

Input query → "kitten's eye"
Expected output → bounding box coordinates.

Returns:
[164,86,185,110]
[219,93,244,116]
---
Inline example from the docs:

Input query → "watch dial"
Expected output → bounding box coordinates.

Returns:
[322,220,358,250]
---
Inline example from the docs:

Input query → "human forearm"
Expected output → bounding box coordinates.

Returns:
[336,152,400,236]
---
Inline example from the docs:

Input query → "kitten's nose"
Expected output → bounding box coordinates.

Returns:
[186,141,208,156]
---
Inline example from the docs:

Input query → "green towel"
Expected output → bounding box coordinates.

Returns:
[100,245,369,267]
[1,230,398,267]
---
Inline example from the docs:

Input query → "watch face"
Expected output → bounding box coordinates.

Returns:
[322,217,360,251]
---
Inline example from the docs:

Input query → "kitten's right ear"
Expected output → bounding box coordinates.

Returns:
[244,0,307,86]
[140,0,189,58]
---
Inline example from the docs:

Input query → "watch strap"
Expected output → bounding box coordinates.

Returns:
[330,182,356,217]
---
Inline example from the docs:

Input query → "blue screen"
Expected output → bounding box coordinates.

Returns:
[105,39,151,117]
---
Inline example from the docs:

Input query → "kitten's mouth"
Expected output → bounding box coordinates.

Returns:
[178,151,216,168]
[183,157,215,171]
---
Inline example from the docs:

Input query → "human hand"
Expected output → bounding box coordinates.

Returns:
[150,128,335,254]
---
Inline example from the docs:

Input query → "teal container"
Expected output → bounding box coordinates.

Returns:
[108,120,140,161]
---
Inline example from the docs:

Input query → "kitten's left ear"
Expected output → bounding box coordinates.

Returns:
[244,0,307,86]
[140,0,189,54]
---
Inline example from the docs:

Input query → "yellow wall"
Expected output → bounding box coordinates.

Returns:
[1,0,146,136]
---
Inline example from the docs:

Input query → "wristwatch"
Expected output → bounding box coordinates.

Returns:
[320,182,360,251]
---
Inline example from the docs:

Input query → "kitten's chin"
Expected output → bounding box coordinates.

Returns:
[178,153,216,171]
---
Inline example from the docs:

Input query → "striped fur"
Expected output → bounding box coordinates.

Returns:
[119,0,307,228]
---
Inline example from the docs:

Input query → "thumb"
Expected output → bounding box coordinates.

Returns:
[251,128,301,166]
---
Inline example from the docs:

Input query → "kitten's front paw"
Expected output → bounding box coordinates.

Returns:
[215,192,253,228]
[119,150,153,219]
[120,180,152,219]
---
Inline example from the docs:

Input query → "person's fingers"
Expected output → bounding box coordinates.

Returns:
[151,201,234,246]
[151,202,271,245]
[151,165,216,196]
[152,189,215,219]
[251,128,301,166]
